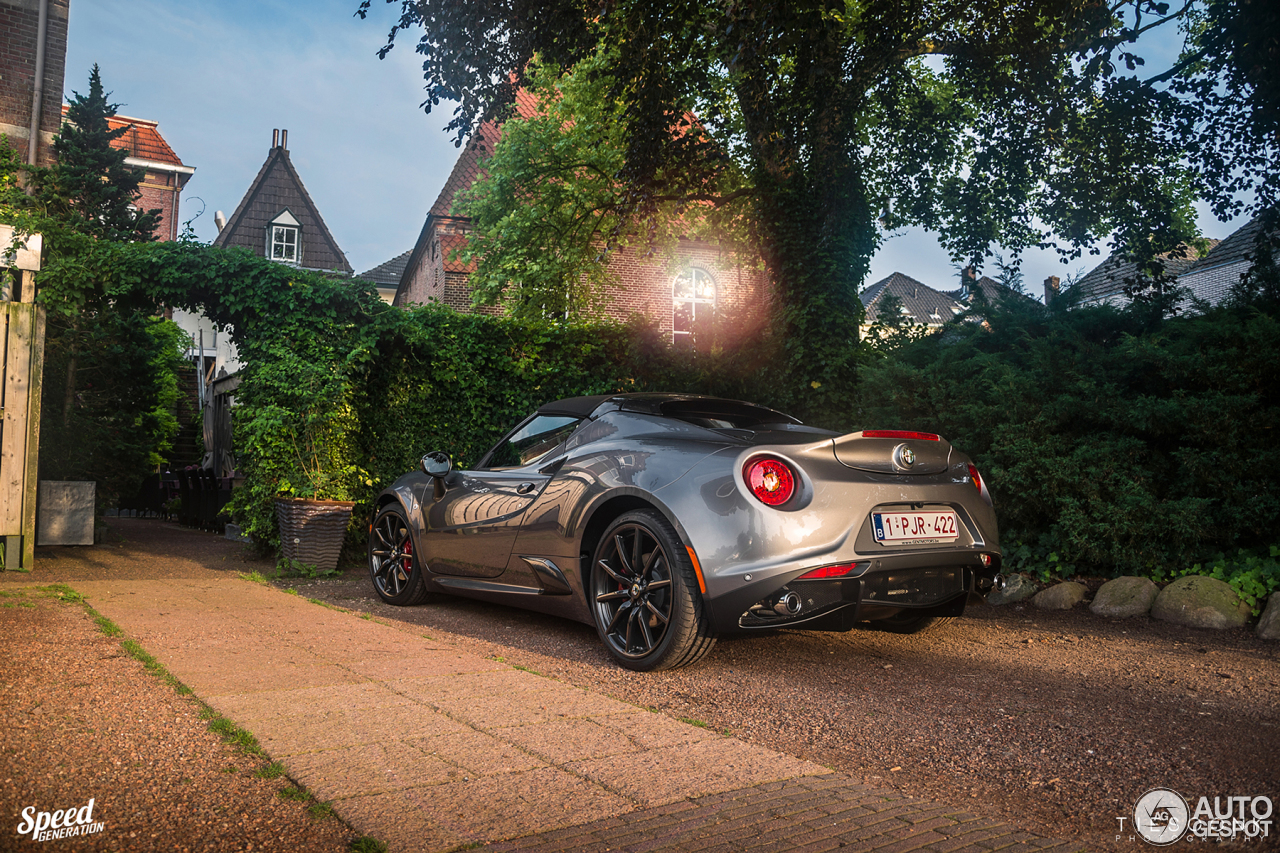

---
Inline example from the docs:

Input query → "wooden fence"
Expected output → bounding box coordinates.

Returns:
[0,225,45,571]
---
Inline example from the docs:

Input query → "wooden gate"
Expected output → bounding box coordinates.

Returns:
[0,225,45,571]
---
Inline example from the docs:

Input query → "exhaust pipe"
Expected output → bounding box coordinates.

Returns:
[991,574,1007,592]
[773,591,802,617]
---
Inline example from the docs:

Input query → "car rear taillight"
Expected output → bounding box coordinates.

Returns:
[862,430,940,441]
[744,456,795,506]
[796,561,865,580]
[967,463,983,493]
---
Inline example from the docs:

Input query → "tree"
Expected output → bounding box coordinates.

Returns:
[453,50,754,318]
[359,0,1275,415]
[0,67,180,510]
[40,64,161,243]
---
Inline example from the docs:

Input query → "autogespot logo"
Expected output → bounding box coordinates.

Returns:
[1121,789,1276,845]
[1133,788,1190,845]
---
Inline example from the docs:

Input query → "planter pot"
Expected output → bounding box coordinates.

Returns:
[37,481,96,546]
[274,498,355,572]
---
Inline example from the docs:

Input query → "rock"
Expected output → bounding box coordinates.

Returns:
[1151,576,1250,630]
[1257,594,1280,640]
[1090,576,1159,619]
[986,574,1037,606]
[1032,581,1088,610]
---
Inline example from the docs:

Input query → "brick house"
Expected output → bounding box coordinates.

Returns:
[63,106,196,242]
[394,92,771,344]
[0,0,69,166]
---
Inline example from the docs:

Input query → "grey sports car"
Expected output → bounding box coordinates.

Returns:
[368,393,1003,671]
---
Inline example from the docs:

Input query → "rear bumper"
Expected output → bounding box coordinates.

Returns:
[705,549,1001,633]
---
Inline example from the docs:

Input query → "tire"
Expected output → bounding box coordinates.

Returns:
[368,505,430,606]
[873,613,956,634]
[589,510,716,672]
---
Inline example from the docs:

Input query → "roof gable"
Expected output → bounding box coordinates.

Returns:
[1186,216,1268,274]
[213,140,352,274]
[860,272,964,325]
[397,89,555,299]
[944,275,1040,306]
[63,106,186,167]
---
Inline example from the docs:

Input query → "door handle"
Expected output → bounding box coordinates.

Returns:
[516,482,536,495]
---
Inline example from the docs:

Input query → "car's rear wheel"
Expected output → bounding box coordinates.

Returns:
[873,612,955,634]
[590,510,715,671]
[368,505,430,606]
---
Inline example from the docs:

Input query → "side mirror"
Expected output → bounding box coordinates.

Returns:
[421,451,452,478]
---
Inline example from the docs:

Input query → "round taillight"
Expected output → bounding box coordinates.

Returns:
[744,457,795,506]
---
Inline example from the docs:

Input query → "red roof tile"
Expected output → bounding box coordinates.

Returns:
[61,105,185,167]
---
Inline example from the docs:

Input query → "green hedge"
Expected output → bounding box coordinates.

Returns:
[120,240,1280,587]
[855,292,1280,577]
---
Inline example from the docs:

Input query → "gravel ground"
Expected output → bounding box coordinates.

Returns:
[0,573,357,850]
[6,519,1277,853]
[297,565,1278,853]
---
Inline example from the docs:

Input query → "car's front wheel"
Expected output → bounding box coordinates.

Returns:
[368,504,429,606]
[590,510,715,671]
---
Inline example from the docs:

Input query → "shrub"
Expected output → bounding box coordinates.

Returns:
[856,293,1280,576]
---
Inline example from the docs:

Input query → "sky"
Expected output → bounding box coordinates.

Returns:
[65,0,1249,298]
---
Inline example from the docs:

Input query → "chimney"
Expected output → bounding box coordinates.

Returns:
[961,266,976,301]
[214,210,227,233]
[281,128,288,150]
[272,128,279,148]
[1044,275,1060,306]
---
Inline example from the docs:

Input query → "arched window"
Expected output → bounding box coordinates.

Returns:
[673,267,716,346]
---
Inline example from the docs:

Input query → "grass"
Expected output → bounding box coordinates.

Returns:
[40,578,353,836]
[207,716,265,758]
[350,838,389,853]
[308,801,337,820]
[678,716,711,729]
[255,761,285,779]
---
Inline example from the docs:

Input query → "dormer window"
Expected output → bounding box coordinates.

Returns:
[268,210,301,265]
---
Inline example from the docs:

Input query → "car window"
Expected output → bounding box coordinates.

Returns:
[482,415,582,469]
[657,400,800,429]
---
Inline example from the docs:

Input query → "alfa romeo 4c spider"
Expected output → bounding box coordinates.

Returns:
[368,393,1002,670]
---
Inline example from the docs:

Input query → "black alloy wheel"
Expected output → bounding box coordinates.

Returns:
[590,510,715,671]
[368,505,429,606]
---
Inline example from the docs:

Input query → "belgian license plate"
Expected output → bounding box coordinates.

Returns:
[872,511,959,544]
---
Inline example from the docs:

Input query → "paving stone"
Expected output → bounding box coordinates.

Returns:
[282,739,458,800]
[405,729,550,776]
[69,569,1085,853]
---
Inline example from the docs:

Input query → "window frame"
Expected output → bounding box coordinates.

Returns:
[476,413,585,470]
[672,266,717,346]
[270,224,299,265]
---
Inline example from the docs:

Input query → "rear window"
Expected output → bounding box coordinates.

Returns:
[656,399,800,430]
